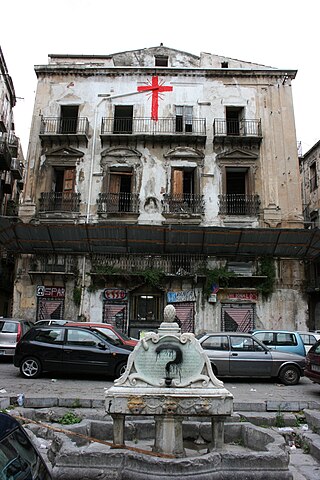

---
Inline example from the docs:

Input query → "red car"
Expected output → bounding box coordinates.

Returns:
[305,339,320,385]
[64,322,138,347]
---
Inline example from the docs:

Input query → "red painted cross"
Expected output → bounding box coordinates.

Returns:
[137,76,173,121]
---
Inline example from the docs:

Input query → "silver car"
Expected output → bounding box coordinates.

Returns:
[196,332,305,385]
[0,318,34,357]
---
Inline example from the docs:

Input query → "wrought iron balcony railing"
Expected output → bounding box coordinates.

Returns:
[162,193,205,215]
[39,192,81,213]
[40,117,89,136]
[97,192,140,214]
[219,194,260,216]
[213,119,262,138]
[29,254,77,274]
[91,253,206,276]
[101,117,206,136]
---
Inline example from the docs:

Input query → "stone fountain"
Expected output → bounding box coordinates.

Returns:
[105,304,233,456]
[14,304,294,479]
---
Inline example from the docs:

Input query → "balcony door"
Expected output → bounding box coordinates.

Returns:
[226,107,243,136]
[60,106,79,134]
[109,170,133,212]
[169,168,196,213]
[175,106,193,133]
[226,168,247,215]
[53,167,76,210]
[113,106,133,134]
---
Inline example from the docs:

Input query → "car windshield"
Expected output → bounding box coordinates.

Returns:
[92,328,122,346]
[111,326,131,341]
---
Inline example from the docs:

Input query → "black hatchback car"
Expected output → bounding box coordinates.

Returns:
[14,325,134,379]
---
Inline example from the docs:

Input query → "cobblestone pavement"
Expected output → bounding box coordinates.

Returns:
[2,359,320,479]
[1,358,320,407]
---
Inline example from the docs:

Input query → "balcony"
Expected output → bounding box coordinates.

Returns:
[39,192,81,213]
[39,117,89,146]
[91,253,206,276]
[28,254,76,276]
[162,193,204,215]
[213,119,262,146]
[100,117,207,145]
[219,194,260,216]
[10,158,23,179]
[97,192,140,215]
[0,133,13,170]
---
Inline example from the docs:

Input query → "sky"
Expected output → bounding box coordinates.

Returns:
[1,0,319,157]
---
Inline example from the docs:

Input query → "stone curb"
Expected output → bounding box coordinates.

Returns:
[2,395,320,412]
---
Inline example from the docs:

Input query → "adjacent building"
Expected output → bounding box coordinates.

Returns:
[300,141,320,330]
[6,45,316,335]
[0,46,24,316]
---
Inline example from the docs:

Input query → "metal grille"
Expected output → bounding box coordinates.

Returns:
[222,304,255,332]
[173,302,195,333]
[103,303,128,334]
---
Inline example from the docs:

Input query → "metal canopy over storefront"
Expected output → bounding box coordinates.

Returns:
[1,218,320,260]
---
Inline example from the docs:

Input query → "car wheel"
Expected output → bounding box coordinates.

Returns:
[278,365,300,386]
[115,361,127,378]
[20,357,42,379]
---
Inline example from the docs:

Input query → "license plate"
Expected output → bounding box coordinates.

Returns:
[311,364,320,372]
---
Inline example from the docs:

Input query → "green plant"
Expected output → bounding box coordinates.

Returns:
[275,408,285,428]
[204,267,235,296]
[136,268,165,288]
[93,265,121,275]
[70,399,82,408]
[58,411,82,425]
[257,256,276,298]
[301,440,310,454]
[73,286,82,307]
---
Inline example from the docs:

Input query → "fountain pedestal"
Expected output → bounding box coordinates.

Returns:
[105,305,233,456]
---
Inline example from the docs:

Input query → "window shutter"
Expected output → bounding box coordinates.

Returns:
[172,169,183,196]
[63,168,75,193]
[109,174,121,193]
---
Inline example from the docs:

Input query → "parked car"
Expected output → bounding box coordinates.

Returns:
[0,319,34,357]
[305,339,320,385]
[297,331,320,353]
[34,319,75,326]
[14,325,134,379]
[0,411,52,479]
[64,322,138,347]
[196,332,305,385]
[251,330,306,356]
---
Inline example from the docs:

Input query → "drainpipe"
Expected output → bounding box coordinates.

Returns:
[79,95,110,319]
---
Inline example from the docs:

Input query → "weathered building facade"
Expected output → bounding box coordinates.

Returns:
[300,140,320,330]
[0,46,24,316]
[10,46,311,335]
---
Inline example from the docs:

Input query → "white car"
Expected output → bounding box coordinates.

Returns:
[298,331,320,353]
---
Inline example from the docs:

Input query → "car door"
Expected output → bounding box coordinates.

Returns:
[229,335,272,377]
[63,328,114,374]
[32,327,65,370]
[199,335,230,375]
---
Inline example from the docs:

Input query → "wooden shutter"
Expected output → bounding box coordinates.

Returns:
[172,169,183,197]
[109,174,121,193]
[63,168,75,193]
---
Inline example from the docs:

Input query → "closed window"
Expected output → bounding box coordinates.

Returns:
[34,328,64,344]
[201,335,229,350]
[66,329,101,347]
[175,106,193,133]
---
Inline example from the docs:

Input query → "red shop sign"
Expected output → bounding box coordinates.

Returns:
[104,289,127,301]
